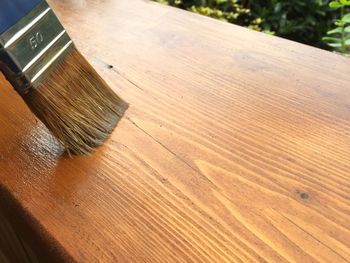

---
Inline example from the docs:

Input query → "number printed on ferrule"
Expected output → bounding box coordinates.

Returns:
[29,32,44,50]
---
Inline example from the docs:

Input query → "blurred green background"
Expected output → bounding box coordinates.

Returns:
[153,0,350,53]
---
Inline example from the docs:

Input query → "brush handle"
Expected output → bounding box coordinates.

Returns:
[0,0,42,35]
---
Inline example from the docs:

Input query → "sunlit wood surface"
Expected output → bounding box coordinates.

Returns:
[0,0,349,262]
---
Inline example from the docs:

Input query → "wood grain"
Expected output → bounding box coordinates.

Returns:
[0,0,350,262]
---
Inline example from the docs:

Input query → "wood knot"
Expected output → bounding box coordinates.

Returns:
[296,190,309,200]
[300,192,309,199]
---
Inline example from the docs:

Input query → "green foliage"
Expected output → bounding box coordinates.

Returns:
[246,0,337,48]
[153,0,265,31]
[153,0,348,50]
[322,0,350,54]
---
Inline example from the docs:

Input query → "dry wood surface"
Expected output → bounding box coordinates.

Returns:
[0,0,349,262]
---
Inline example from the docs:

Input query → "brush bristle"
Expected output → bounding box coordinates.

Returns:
[22,48,128,155]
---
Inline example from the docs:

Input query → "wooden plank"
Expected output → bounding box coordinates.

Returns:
[0,0,349,262]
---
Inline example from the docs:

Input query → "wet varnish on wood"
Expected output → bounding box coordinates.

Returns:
[0,0,349,262]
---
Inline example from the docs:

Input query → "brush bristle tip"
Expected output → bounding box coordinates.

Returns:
[22,48,128,155]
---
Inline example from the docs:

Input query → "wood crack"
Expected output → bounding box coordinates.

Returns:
[280,213,349,262]
[112,68,144,91]
[125,117,216,186]
[96,58,144,91]
[107,63,145,91]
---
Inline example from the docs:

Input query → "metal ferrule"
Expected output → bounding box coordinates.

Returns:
[0,1,74,95]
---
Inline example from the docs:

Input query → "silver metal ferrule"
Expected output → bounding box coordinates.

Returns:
[0,1,74,95]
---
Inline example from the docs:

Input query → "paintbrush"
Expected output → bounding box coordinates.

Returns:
[0,0,128,155]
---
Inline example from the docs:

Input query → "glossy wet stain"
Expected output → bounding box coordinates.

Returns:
[0,0,349,262]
